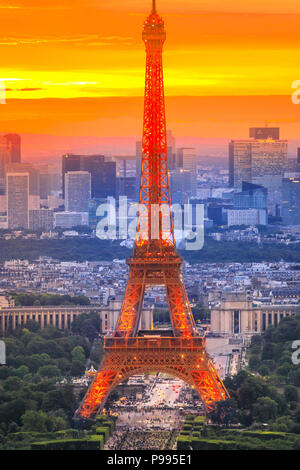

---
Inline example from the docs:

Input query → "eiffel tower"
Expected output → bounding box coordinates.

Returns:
[76,0,229,418]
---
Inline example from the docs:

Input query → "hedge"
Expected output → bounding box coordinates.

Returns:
[184,415,196,421]
[182,424,193,430]
[31,439,101,450]
[9,432,57,442]
[94,426,110,442]
[194,416,206,424]
[88,435,105,450]
[55,429,80,439]
[219,429,294,442]
[95,415,116,432]
[191,438,249,451]
[177,436,192,450]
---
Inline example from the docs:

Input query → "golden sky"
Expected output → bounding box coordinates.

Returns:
[0,0,299,155]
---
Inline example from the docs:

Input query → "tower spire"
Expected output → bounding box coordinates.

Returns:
[152,0,156,14]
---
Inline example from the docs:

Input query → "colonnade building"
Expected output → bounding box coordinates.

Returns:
[210,292,299,337]
[0,299,153,334]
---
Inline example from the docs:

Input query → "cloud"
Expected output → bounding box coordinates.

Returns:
[0,2,71,10]
[4,87,44,92]
[0,34,133,47]
[17,87,44,91]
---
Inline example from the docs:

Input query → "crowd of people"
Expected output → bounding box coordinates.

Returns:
[120,431,172,450]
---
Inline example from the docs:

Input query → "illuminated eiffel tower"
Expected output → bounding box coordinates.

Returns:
[76,0,229,418]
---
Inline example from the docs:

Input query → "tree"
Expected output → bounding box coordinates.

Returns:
[284,385,298,403]
[71,359,85,377]
[253,397,278,422]
[41,386,77,417]
[3,376,22,391]
[71,346,86,363]
[262,342,275,360]
[71,312,101,341]
[22,410,48,433]
[15,365,29,378]
[249,355,260,371]
[38,365,61,378]
[208,399,237,426]
[237,376,269,409]
[258,365,270,376]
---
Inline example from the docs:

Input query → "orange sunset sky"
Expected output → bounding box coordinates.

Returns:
[0,0,300,159]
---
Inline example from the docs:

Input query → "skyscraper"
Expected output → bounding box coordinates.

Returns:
[7,172,29,229]
[62,154,81,197]
[5,163,40,210]
[3,134,21,163]
[281,177,300,225]
[229,127,288,213]
[296,148,300,172]
[65,171,91,212]
[0,134,21,195]
[229,140,252,188]
[0,134,21,170]
[166,130,176,170]
[176,147,197,196]
[62,154,116,199]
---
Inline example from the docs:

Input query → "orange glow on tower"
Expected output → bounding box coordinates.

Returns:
[76,1,229,419]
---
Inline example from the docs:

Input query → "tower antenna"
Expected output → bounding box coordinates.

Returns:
[152,0,156,14]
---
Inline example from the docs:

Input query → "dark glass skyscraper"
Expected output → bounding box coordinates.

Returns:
[62,154,116,199]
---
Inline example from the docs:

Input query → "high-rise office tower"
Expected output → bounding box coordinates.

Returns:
[229,140,252,188]
[5,163,40,210]
[229,127,287,187]
[296,148,300,172]
[62,154,116,199]
[65,171,91,212]
[62,154,81,197]
[281,177,300,225]
[229,127,288,213]
[35,164,61,201]
[0,135,21,194]
[166,130,176,170]
[0,134,21,170]
[176,147,197,196]
[7,172,29,229]
[4,134,21,163]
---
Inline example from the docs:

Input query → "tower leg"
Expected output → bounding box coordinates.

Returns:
[115,267,145,337]
[76,346,229,418]
[165,268,197,338]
